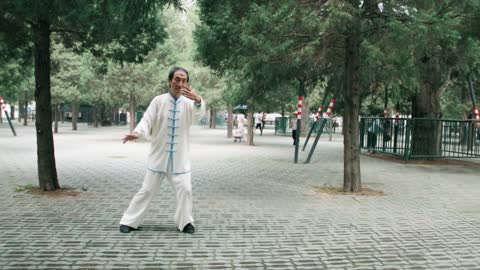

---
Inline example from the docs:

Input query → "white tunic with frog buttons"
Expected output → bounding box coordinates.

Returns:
[135,93,204,173]
[120,92,205,231]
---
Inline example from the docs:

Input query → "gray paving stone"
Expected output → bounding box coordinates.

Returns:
[1,123,480,269]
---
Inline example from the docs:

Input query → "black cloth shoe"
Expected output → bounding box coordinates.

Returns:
[120,224,135,233]
[182,223,195,234]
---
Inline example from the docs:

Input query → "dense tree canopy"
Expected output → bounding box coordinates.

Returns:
[1,0,182,191]
[1,0,480,193]
[194,0,480,191]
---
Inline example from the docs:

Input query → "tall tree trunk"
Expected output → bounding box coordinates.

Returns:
[33,12,59,191]
[329,114,333,141]
[18,100,23,123]
[343,20,362,193]
[113,108,118,125]
[72,99,78,130]
[227,103,233,138]
[61,105,64,123]
[209,108,217,128]
[301,95,310,135]
[411,56,442,156]
[247,98,255,146]
[10,105,15,120]
[92,105,98,128]
[24,92,28,126]
[54,103,59,133]
[129,93,136,133]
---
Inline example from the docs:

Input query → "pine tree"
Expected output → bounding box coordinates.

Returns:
[0,0,181,191]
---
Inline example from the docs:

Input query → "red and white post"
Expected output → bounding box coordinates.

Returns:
[296,96,303,120]
[294,95,303,163]
[0,96,4,123]
[325,99,335,118]
[314,104,322,121]
[0,96,5,110]
[0,96,17,136]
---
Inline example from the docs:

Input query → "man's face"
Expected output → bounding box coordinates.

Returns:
[169,71,188,96]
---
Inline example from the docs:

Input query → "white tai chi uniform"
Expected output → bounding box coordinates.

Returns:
[120,92,205,231]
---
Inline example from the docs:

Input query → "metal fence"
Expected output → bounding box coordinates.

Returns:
[360,117,480,160]
[199,115,226,126]
[275,117,340,136]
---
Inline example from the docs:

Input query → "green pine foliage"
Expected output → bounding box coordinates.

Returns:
[1,0,182,190]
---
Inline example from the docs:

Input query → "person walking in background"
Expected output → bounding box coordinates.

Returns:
[255,112,263,136]
[119,67,205,234]
[367,115,382,154]
[289,111,298,145]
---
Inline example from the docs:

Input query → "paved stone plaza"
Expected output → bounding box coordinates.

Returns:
[1,122,480,270]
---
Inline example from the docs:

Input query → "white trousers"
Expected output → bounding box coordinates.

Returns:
[119,169,194,231]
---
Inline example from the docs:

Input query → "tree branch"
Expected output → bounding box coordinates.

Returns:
[438,68,453,97]
[437,1,455,16]
[50,28,86,35]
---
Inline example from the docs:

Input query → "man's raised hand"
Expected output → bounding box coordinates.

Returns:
[181,86,202,104]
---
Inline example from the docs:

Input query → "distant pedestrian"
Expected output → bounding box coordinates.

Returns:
[119,67,205,234]
[289,112,298,145]
[255,112,263,136]
[367,115,382,154]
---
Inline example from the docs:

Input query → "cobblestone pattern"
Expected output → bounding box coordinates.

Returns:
[1,123,480,269]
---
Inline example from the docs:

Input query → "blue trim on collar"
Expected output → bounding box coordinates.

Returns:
[169,93,183,104]
[168,92,181,101]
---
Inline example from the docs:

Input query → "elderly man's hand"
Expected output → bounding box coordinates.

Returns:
[122,133,139,144]
[181,85,202,104]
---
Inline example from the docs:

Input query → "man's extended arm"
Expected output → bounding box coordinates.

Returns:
[122,132,139,144]
[122,97,158,143]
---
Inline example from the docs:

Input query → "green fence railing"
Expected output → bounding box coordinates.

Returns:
[275,117,289,135]
[275,117,339,136]
[199,115,226,126]
[360,117,480,160]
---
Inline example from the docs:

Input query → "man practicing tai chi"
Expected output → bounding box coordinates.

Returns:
[119,67,205,234]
